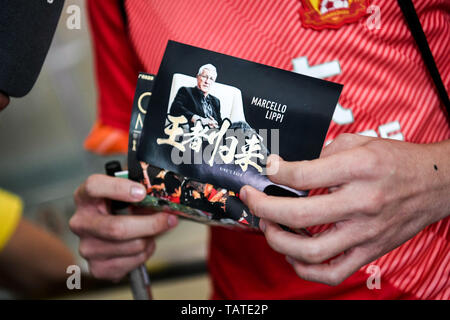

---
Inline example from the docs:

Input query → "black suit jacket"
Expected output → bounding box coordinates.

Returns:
[170,86,223,126]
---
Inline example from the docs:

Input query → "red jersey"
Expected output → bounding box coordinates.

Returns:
[87,0,450,299]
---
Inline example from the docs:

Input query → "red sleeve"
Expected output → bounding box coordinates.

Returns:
[87,0,142,133]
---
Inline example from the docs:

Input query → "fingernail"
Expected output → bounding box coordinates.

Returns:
[286,256,295,265]
[259,220,266,232]
[168,215,178,228]
[130,185,146,199]
[268,153,281,163]
[266,154,280,175]
[266,157,272,168]
[239,186,248,202]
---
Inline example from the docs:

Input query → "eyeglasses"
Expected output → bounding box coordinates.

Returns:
[198,74,216,82]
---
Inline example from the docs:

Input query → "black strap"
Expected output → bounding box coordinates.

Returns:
[397,0,450,122]
[119,0,128,28]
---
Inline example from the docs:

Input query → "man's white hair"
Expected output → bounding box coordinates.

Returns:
[197,64,217,78]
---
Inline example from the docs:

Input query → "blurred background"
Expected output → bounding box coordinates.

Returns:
[0,0,209,300]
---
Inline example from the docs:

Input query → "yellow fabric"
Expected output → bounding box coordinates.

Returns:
[0,189,22,252]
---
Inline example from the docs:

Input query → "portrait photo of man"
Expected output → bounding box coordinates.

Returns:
[169,64,223,128]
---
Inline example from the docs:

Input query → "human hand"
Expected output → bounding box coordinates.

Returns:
[69,174,178,281]
[240,134,450,286]
[192,115,218,128]
[207,116,219,128]
[199,116,218,128]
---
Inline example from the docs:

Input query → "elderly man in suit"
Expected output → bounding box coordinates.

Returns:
[170,64,223,128]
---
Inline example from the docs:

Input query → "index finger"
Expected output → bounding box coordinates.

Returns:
[76,174,147,204]
[240,186,353,228]
[75,211,178,241]
[266,150,362,191]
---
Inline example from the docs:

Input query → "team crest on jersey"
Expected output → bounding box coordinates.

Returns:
[299,0,370,30]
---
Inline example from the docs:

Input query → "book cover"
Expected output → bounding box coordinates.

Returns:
[131,41,343,230]
[128,72,258,229]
